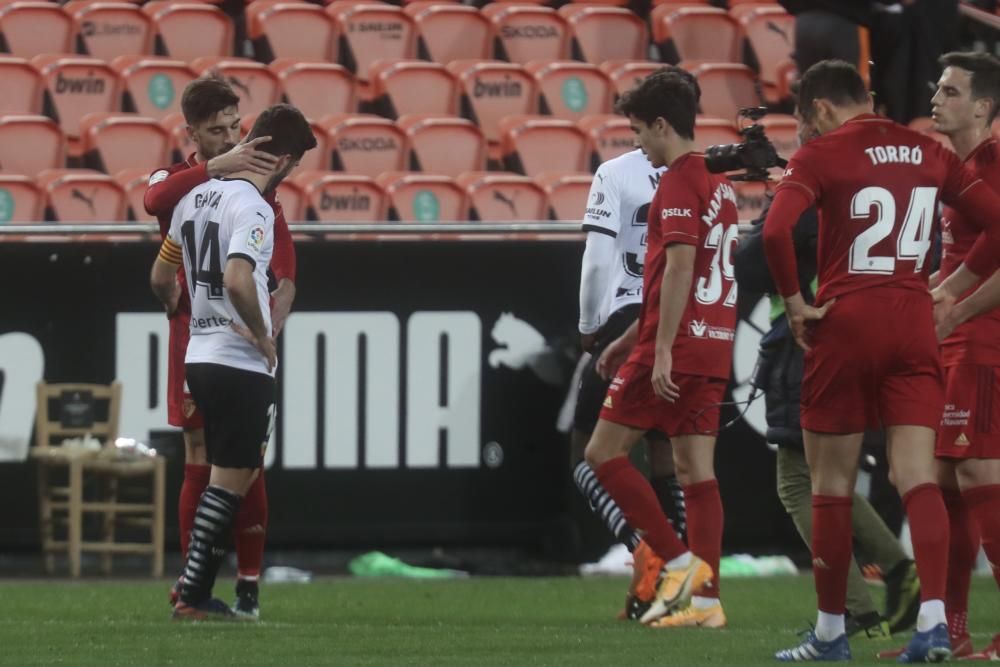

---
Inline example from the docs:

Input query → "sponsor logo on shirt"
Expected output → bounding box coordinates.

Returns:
[941,218,953,246]
[955,433,970,446]
[661,207,692,218]
[943,404,970,427]
[689,319,707,337]
[591,192,605,205]
[247,225,266,252]
[689,319,734,341]
[586,207,611,219]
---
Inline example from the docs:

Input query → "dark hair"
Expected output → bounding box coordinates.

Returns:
[247,103,317,159]
[797,60,869,122]
[651,65,701,103]
[615,71,697,140]
[939,51,1000,123]
[180,73,240,126]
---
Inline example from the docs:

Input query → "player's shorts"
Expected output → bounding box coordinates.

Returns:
[573,304,640,433]
[936,364,1000,459]
[167,313,203,430]
[599,360,726,437]
[185,363,275,469]
[800,288,943,434]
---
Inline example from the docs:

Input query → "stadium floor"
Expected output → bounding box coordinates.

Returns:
[0,576,996,666]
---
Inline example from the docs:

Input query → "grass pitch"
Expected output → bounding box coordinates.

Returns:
[0,576,996,666]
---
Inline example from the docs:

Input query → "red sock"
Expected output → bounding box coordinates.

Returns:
[595,457,687,562]
[811,495,852,614]
[942,487,978,628]
[234,471,268,580]
[963,484,1000,591]
[178,464,211,558]
[902,483,950,602]
[684,479,723,598]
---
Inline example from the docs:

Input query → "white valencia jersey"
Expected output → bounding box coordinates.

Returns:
[582,149,666,319]
[166,178,275,376]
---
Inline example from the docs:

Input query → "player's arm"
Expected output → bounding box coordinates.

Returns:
[595,319,638,381]
[227,205,277,369]
[935,263,1000,339]
[268,200,296,338]
[579,164,621,350]
[938,150,1000,294]
[150,234,182,317]
[652,242,693,402]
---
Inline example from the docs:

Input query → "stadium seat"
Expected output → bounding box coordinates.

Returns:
[557,5,647,64]
[457,171,548,221]
[737,5,795,103]
[578,113,635,168]
[241,112,330,172]
[271,59,356,121]
[448,60,537,144]
[275,178,304,221]
[160,111,195,162]
[759,113,798,163]
[405,2,491,63]
[526,60,612,121]
[80,112,173,174]
[320,113,406,177]
[0,174,43,223]
[64,1,154,59]
[500,114,589,176]
[398,114,485,176]
[693,117,740,155]
[292,170,387,222]
[481,3,569,64]
[36,168,127,222]
[734,179,767,222]
[326,2,416,81]
[246,0,334,62]
[368,59,457,119]
[651,6,740,64]
[0,56,43,114]
[188,57,280,117]
[375,171,466,222]
[114,167,153,221]
[0,2,74,58]
[142,1,234,59]
[600,60,662,96]
[686,62,763,121]
[112,56,195,121]
[32,55,120,143]
[535,171,592,221]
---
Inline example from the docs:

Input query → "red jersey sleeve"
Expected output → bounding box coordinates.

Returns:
[941,146,1000,277]
[267,194,296,283]
[658,170,701,247]
[144,162,209,220]
[763,186,813,298]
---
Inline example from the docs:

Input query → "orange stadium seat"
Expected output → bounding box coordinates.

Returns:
[500,115,589,177]
[375,172,466,222]
[734,179,767,222]
[246,0,334,62]
[0,174,44,223]
[578,113,635,168]
[0,56,44,114]
[693,117,740,154]
[112,56,194,121]
[292,171,387,222]
[535,171,592,220]
[398,114,485,176]
[275,179,303,221]
[160,111,194,162]
[320,113,406,177]
[759,113,798,163]
[457,171,548,221]
[271,59,355,120]
[32,55,120,144]
[143,1,233,59]
[189,57,280,117]
[448,60,537,145]
[80,112,173,174]
[405,2,491,63]
[0,2,73,58]
[601,60,662,96]
[65,1,154,59]
[37,168,127,222]
[527,60,613,121]
[368,59,457,118]
[652,6,740,65]
[481,4,569,64]
[114,167,153,221]
[737,5,796,103]
[326,2,416,82]
[687,62,763,121]
[558,5,647,64]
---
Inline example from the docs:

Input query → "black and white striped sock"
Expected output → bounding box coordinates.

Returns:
[651,474,687,543]
[180,485,241,606]
[573,460,640,552]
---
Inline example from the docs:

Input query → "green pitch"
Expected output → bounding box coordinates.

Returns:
[0,576,996,666]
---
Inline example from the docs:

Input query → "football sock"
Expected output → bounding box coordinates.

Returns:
[650,473,687,542]
[949,609,969,641]
[917,600,946,632]
[691,596,719,610]
[811,495,852,615]
[180,485,241,606]
[235,472,268,581]
[963,484,1000,590]
[903,483,949,602]
[815,611,846,642]
[573,460,640,551]
[684,479,723,598]
[595,456,687,562]
[178,464,211,558]
[942,487,978,627]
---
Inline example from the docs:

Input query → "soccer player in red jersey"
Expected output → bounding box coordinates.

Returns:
[584,72,738,628]
[764,60,1000,662]
[145,75,297,619]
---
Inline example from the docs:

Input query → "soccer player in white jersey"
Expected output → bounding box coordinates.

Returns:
[150,104,316,620]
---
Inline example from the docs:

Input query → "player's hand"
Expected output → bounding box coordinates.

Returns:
[596,337,630,381]
[932,287,960,340]
[230,322,277,371]
[651,349,680,402]
[580,332,597,353]
[206,136,278,177]
[271,279,295,338]
[786,295,834,351]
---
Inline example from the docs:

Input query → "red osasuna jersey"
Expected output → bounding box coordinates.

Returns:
[940,138,1000,367]
[630,152,738,380]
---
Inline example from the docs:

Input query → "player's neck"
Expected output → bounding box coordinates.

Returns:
[222,170,269,194]
[824,104,873,133]
[664,138,695,165]
[947,125,992,161]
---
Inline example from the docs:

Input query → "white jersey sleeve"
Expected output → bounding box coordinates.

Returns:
[228,202,274,269]
[582,161,622,237]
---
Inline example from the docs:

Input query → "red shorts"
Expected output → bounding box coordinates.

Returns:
[599,361,727,437]
[936,364,1000,459]
[801,289,943,434]
[167,312,203,430]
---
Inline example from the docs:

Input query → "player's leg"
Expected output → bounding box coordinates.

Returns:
[646,437,686,542]
[938,459,978,654]
[955,456,1000,659]
[178,427,209,559]
[232,467,267,618]
[571,428,640,552]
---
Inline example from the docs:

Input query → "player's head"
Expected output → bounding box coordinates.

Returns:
[933,51,1000,135]
[615,71,697,168]
[649,66,702,103]
[796,59,872,134]
[245,103,318,191]
[789,81,819,147]
[181,73,242,160]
